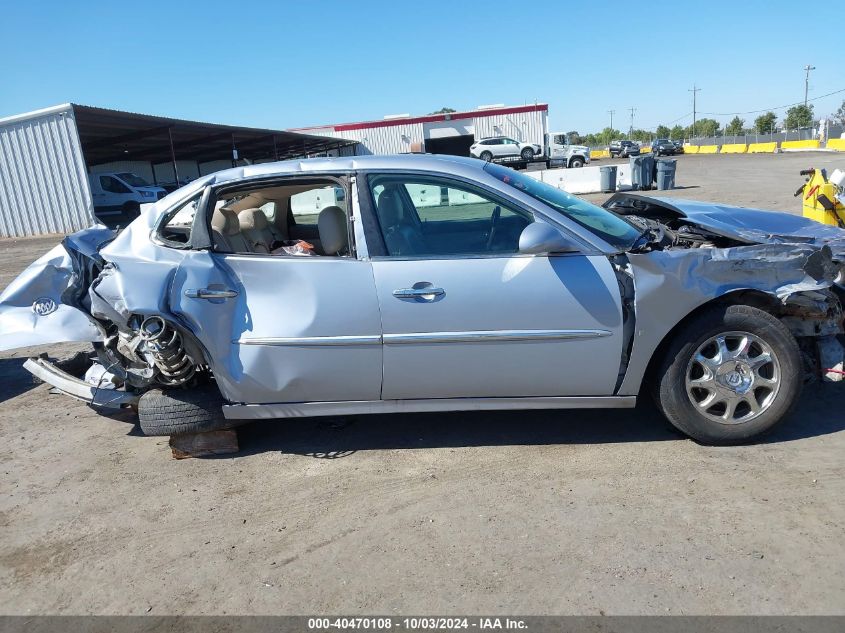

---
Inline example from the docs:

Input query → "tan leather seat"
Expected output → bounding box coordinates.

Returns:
[238,208,275,253]
[211,207,252,253]
[317,206,349,255]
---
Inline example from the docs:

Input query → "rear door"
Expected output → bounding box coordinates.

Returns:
[363,172,625,400]
[167,178,383,405]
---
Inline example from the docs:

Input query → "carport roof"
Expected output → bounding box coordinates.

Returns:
[67,104,356,165]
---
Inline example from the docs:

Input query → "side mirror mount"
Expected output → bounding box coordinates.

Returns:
[518,221,579,255]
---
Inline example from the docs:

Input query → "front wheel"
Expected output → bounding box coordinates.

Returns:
[569,157,585,168]
[654,304,802,445]
[520,147,534,161]
[479,151,493,162]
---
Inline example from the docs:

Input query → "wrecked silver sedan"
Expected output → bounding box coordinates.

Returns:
[1,155,843,445]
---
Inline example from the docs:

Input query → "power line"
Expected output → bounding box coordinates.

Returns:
[699,86,845,116]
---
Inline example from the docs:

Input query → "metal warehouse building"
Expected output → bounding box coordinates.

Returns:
[0,104,354,237]
[293,103,549,157]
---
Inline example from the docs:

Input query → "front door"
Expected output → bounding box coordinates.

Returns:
[364,173,625,400]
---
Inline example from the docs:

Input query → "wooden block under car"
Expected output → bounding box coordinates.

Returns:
[169,429,239,459]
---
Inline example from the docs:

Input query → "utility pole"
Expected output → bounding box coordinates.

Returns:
[804,64,815,107]
[628,107,636,138]
[689,84,701,139]
[608,109,615,131]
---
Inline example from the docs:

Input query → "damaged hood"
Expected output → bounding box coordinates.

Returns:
[605,193,845,255]
[0,226,114,352]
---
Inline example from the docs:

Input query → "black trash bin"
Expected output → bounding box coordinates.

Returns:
[656,158,677,190]
[599,165,617,193]
[629,154,655,190]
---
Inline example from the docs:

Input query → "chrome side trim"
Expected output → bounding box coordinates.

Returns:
[383,329,611,345]
[223,396,637,420]
[236,335,381,347]
[23,357,139,409]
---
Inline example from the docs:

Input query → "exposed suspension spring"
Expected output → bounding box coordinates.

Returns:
[139,316,196,386]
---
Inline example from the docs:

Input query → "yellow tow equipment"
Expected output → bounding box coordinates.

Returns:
[797,167,845,226]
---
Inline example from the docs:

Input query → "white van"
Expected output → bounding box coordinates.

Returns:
[88,172,167,216]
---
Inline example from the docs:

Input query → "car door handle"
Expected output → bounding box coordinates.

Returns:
[185,288,238,299]
[393,287,445,299]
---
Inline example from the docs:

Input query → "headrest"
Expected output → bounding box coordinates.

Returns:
[237,208,268,231]
[318,206,348,255]
[377,187,402,227]
[211,207,240,236]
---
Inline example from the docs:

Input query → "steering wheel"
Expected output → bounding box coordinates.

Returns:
[486,205,501,251]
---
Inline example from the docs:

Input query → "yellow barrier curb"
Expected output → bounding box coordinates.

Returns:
[782,139,820,150]
[640,146,652,153]
[827,139,845,151]
[721,144,747,154]
[748,142,777,153]
[698,145,719,154]
[683,145,699,154]
[591,150,610,159]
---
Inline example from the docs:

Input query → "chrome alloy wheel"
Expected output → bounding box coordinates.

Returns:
[685,331,781,424]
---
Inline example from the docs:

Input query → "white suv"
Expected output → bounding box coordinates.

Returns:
[470,137,540,162]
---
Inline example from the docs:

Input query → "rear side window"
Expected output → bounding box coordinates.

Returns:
[289,185,346,230]
[157,194,200,246]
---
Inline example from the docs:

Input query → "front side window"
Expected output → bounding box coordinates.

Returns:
[369,175,532,257]
[100,175,131,194]
[484,163,640,250]
[116,172,150,187]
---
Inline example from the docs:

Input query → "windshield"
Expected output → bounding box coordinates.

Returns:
[656,139,669,144]
[117,173,150,187]
[484,163,641,250]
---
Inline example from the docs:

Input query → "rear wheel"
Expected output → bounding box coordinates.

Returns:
[654,304,802,444]
[480,151,493,162]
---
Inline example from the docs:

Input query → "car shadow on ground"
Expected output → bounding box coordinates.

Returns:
[232,386,845,458]
[0,357,38,404]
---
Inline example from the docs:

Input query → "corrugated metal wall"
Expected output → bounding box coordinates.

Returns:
[0,106,95,237]
[472,109,547,145]
[333,122,425,155]
[303,108,548,156]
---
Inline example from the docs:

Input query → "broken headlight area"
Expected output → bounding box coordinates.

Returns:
[95,315,207,391]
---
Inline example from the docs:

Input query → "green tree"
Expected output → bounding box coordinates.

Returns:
[590,127,623,146]
[834,101,845,126]
[655,125,671,138]
[784,104,814,129]
[691,118,720,137]
[670,125,685,140]
[428,107,456,114]
[754,112,777,134]
[725,116,745,136]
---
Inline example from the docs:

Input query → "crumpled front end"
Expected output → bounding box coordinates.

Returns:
[613,213,845,394]
[0,226,115,352]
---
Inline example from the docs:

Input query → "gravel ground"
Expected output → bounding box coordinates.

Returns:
[1,153,844,615]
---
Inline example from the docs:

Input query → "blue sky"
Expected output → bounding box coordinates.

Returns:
[1,0,842,133]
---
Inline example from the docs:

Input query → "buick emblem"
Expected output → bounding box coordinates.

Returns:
[32,297,58,316]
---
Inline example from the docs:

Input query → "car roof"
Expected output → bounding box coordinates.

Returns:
[155,154,491,206]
